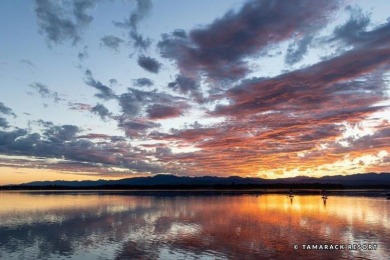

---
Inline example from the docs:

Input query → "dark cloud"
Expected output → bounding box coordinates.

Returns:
[0,124,106,168]
[0,126,168,175]
[34,0,96,45]
[35,119,54,128]
[172,29,187,38]
[0,129,29,154]
[73,0,95,26]
[329,6,390,56]
[118,88,187,120]
[130,31,151,51]
[113,0,152,31]
[69,101,112,122]
[155,146,172,156]
[332,6,371,47]
[118,88,163,116]
[100,35,124,51]
[134,78,154,87]
[118,118,160,137]
[0,102,17,117]
[146,104,184,120]
[29,82,61,102]
[214,44,390,119]
[285,36,313,65]
[84,70,117,100]
[43,124,80,143]
[168,75,202,101]
[113,0,152,51]
[158,0,339,81]
[118,92,142,117]
[0,117,9,128]
[91,103,111,120]
[137,55,161,74]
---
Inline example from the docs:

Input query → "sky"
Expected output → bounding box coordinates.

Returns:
[0,0,390,185]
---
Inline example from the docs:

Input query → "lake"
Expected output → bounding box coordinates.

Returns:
[0,191,389,259]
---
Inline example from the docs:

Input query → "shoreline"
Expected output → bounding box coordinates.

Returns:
[1,188,389,197]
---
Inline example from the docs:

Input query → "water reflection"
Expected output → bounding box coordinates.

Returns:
[0,192,389,259]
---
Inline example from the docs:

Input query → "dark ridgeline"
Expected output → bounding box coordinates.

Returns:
[1,172,390,190]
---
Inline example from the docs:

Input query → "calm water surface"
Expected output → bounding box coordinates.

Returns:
[0,191,389,259]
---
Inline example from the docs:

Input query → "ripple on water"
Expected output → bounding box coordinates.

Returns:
[0,193,389,259]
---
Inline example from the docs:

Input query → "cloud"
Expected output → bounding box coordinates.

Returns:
[327,5,390,60]
[137,55,161,74]
[84,70,117,100]
[285,36,313,65]
[151,24,390,176]
[118,88,188,119]
[146,104,185,120]
[6,0,390,179]
[100,35,124,51]
[78,45,89,62]
[118,92,142,117]
[155,146,172,156]
[0,125,169,175]
[34,0,96,45]
[113,0,152,31]
[158,0,339,81]
[76,133,111,139]
[214,45,390,119]
[129,31,151,51]
[29,82,61,102]
[43,124,80,143]
[113,0,152,51]
[133,78,154,87]
[69,102,112,122]
[0,102,17,117]
[68,102,92,112]
[91,103,112,120]
[332,6,371,47]
[118,118,160,137]
[73,0,95,26]
[167,75,202,101]
[109,79,118,86]
[0,117,9,128]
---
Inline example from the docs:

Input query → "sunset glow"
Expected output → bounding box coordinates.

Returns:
[1,0,390,184]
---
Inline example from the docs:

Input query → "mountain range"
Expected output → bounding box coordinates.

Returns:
[5,172,389,189]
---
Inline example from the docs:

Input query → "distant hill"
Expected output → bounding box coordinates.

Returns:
[3,172,389,189]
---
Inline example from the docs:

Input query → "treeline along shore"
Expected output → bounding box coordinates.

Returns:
[1,172,390,193]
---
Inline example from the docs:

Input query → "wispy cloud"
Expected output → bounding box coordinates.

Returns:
[84,70,117,100]
[29,82,61,103]
[34,0,96,45]
[100,35,125,51]
[91,103,112,120]
[133,78,154,87]
[114,0,152,51]
[0,117,10,128]
[0,102,17,118]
